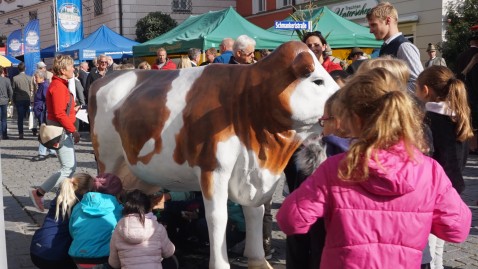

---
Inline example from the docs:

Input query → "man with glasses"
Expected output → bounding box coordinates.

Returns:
[85,55,110,103]
[229,35,256,65]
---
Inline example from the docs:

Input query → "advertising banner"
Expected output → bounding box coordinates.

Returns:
[56,0,83,50]
[23,19,41,76]
[7,29,23,58]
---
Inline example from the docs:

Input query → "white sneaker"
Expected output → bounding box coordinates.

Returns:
[29,189,45,212]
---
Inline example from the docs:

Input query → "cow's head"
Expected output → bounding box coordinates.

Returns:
[252,41,339,140]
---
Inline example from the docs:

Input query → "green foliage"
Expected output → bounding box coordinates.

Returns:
[442,0,478,71]
[135,12,178,43]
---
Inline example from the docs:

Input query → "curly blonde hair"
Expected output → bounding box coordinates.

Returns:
[337,68,426,181]
[52,55,74,76]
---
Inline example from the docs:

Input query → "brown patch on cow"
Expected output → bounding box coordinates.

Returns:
[111,70,179,165]
[174,41,312,199]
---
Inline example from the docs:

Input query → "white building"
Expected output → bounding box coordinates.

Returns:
[0,0,236,50]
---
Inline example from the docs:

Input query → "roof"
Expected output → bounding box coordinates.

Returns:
[268,6,382,48]
[133,7,295,56]
[58,25,139,61]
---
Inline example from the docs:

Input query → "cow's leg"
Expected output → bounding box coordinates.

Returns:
[203,174,230,269]
[242,205,273,269]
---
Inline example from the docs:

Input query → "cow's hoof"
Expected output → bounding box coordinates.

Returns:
[248,259,273,269]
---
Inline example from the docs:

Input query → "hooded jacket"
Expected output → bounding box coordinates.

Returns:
[277,142,471,269]
[69,192,123,264]
[108,213,175,269]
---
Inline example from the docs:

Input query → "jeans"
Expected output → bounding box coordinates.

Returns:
[0,104,7,137]
[15,100,30,134]
[38,143,56,156]
[40,134,76,192]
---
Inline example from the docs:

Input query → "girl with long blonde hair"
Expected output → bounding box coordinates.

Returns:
[277,68,471,269]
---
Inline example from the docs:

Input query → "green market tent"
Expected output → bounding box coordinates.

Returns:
[268,6,382,48]
[133,7,295,56]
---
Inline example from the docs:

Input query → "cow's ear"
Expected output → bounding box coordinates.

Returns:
[292,51,315,78]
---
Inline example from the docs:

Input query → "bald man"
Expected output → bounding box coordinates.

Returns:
[213,38,234,64]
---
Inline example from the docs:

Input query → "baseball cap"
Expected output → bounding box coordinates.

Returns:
[36,61,47,68]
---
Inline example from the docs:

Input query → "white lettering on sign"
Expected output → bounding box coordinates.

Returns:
[274,21,312,30]
[329,0,378,20]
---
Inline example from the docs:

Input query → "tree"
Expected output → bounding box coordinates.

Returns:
[135,12,178,43]
[442,0,478,72]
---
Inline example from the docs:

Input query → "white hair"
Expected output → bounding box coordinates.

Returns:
[233,35,256,54]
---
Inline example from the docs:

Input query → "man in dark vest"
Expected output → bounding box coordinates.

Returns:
[367,2,423,92]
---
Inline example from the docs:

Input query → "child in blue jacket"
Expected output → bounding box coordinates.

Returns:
[68,173,124,268]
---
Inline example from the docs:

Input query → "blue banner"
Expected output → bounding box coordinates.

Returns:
[24,19,41,76]
[56,0,83,50]
[7,29,23,57]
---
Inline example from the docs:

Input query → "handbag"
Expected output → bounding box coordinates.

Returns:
[38,95,73,150]
[28,106,34,130]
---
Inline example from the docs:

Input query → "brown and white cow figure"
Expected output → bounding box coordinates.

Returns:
[88,41,338,269]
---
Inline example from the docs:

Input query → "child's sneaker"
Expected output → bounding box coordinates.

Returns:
[29,189,45,212]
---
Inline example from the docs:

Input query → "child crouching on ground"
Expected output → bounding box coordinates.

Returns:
[30,173,95,269]
[68,173,124,269]
[109,189,177,269]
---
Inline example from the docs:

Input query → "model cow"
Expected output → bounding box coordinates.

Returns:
[88,41,339,269]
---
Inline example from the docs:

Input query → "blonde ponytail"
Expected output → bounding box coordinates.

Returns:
[337,68,426,181]
[55,173,94,221]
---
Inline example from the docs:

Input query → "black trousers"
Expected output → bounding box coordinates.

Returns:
[286,218,326,269]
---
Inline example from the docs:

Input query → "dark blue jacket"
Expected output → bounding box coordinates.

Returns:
[322,135,351,157]
[33,81,50,123]
[30,195,80,262]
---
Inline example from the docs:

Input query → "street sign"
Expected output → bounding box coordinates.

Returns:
[274,21,311,31]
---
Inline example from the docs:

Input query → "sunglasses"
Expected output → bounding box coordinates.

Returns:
[318,116,334,127]
[99,61,108,64]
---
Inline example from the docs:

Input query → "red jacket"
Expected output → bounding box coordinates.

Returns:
[322,56,342,73]
[46,76,77,133]
[151,59,177,70]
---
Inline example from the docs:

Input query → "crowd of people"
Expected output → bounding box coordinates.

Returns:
[0,1,475,268]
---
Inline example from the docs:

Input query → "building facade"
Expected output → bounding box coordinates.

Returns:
[0,0,236,52]
[237,0,458,63]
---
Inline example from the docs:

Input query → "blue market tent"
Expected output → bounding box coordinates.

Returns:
[4,55,21,67]
[40,45,56,58]
[58,25,139,61]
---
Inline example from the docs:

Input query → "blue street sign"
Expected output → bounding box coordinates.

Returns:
[274,21,312,30]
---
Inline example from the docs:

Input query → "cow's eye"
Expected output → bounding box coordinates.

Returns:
[313,79,324,86]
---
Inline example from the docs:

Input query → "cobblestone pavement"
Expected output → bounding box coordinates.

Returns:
[1,118,477,269]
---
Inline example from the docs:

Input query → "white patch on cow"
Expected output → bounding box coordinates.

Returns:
[138,138,156,158]
[127,68,206,190]
[227,143,281,207]
[290,50,339,140]
[94,72,140,171]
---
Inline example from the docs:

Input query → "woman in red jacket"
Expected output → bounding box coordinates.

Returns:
[30,55,81,212]
[302,31,342,73]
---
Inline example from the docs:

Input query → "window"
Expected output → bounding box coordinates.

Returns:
[276,0,292,8]
[29,10,38,20]
[94,0,103,16]
[252,0,266,14]
[172,0,192,13]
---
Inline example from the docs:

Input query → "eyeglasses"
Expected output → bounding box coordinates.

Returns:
[318,116,334,127]
[241,50,254,57]
[99,61,108,64]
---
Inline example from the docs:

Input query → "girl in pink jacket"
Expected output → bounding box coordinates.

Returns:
[108,190,177,269]
[277,68,472,269]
